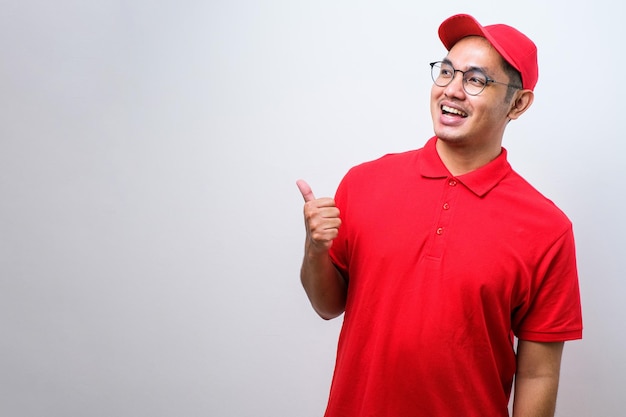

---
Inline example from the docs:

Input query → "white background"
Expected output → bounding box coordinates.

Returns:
[0,1,623,416]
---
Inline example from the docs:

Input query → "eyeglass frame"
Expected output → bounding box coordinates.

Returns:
[429,60,522,96]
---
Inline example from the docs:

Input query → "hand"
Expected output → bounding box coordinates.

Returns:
[296,179,341,254]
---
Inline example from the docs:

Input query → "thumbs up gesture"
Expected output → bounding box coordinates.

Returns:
[296,179,342,254]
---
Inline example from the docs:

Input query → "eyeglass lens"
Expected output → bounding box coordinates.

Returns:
[431,62,488,96]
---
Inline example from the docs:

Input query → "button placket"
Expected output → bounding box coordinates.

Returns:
[435,178,458,235]
[434,177,460,244]
[426,177,460,259]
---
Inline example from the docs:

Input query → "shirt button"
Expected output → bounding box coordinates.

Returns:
[436,227,444,235]
[448,179,457,187]
[443,203,450,210]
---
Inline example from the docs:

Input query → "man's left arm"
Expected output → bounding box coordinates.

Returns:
[512,340,564,417]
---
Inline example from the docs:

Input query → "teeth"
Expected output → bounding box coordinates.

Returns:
[442,105,467,117]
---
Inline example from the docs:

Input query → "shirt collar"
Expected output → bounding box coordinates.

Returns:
[419,136,512,197]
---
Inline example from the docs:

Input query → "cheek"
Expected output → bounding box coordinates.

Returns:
[430,88,440,115]
[472,103,510,133]
[486,100,512,122]
[488,91,513,113]
[430,84,442,101]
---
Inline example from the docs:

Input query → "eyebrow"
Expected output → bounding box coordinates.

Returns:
[442,58,490,76]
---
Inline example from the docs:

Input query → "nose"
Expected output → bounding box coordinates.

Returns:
[443,71,466,98]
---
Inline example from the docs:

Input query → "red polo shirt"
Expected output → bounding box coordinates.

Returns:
[326,137,583,417]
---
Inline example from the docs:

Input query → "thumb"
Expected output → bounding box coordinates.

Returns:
[296,179,316,202]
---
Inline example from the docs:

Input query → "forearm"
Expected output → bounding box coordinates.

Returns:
[295,180,346,320]
[300,250,347,320]
[512,341,564,417]
[512,372,560,417]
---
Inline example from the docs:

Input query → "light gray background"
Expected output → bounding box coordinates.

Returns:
[0,1,622,416]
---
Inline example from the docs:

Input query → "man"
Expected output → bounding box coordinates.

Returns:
[296,14,582,417]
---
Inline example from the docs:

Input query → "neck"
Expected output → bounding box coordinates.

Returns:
[435,138,502,176]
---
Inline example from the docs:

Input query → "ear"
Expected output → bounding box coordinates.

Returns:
[507,90,534,121]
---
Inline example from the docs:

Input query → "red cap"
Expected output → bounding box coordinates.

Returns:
[438,14,538,91]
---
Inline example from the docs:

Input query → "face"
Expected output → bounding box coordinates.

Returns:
[430,36,515,150]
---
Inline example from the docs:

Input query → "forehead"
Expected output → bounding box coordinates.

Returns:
[445,36,504,72]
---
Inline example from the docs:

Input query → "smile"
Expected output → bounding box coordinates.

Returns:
[441,105,467,117]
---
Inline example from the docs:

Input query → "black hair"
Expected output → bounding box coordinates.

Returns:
[501,58,523,103]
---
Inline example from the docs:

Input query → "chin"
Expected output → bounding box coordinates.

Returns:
[433,127,464,143]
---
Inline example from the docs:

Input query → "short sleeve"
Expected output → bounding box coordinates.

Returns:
[513,227,583,342]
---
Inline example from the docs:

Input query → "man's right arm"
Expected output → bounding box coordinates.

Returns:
[297,180,347,320]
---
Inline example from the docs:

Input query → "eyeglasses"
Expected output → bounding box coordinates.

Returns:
[429,61,521,96]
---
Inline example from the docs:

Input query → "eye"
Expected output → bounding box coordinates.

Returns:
[439,66,454,78]
[465,71,487,87]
